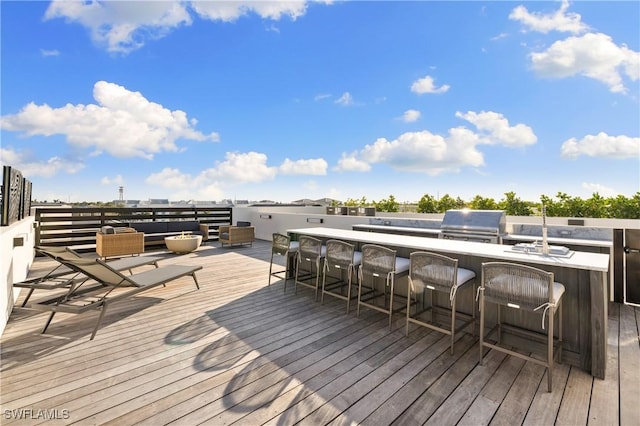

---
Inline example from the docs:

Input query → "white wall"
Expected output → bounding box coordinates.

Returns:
[231,206,639,241]
[0,217,35,335]
[233,206,380,241]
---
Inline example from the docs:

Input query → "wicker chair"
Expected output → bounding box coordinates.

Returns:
[268,233,299,288]
[294,236,326,301]
[357,244,410,329]
[218,225,254,247]
[479,262,564,392]
[321,239,362,313]
[405,251,476,354]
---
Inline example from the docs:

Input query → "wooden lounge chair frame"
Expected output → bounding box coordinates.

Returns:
[31,254,202,340]
[13,247,162,307]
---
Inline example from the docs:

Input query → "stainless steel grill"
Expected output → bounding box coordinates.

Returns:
[439,209,506,244]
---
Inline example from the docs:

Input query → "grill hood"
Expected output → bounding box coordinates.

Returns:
[440,209,506,236]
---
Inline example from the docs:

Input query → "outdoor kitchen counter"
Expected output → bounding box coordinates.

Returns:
[505,233,613,248]
[287,227,610,379]
[352,225,613,249]
[352,223,441,237]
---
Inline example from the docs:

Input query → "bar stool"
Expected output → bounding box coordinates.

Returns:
[405,251,476,354]
[321,239,362,313]
[294,235,326,300]
[357,244,410,329]
[478,262,564,392]
[268,233,299,289]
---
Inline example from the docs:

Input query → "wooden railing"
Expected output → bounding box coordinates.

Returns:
[34,206,232,251]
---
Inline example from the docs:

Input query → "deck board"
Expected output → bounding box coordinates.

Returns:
[618,300,640,426]
[1,240,638,425]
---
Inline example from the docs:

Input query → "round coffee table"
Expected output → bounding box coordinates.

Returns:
[164,235,203,254]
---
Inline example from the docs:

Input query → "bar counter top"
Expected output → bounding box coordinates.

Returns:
[289,227,609,272]
[351,224,612,249]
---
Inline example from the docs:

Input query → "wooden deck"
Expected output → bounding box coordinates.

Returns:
[1,240,638,425]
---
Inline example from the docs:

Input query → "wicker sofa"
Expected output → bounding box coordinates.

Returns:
[219,224,255,247]
[129,221,210,246]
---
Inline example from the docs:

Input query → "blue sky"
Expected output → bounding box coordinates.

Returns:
[1,1,638,204]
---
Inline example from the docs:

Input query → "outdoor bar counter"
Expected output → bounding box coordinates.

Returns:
[287,227,611,379]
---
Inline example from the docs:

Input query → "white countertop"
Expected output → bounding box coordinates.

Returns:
[352,224,441,234]
[352,225,611,248]
[287,227,610,272]
[504,234,612,248]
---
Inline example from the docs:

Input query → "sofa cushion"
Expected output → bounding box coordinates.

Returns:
[130,222,168,234]
[167,221,200,233]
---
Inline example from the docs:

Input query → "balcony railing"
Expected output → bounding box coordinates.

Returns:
[34,206,232,251]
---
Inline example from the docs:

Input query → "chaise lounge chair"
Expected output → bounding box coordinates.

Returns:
[14,246,163,307]
[31,254,202,340]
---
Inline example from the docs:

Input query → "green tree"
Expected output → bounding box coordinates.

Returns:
[608,193,640,219]
[343,196,368,207]
[499,191,532,216]
[437,194,460,212]
[542,192,583,217]
[340,191,639,219]
[583,193,609,218]
[469,195,498,210]
[417,194,438,213]
[374,195,400,212]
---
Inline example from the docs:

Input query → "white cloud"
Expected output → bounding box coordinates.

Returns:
[334,153,371,172]
[411,75,450,95]
[490,33,509,41]
[0,147,84,178]
[44,1,327,54]
[337,110,536,175]
[101,175,124,185]
[44,0,192,54]
[146,167,193,189]
[401,109,421,123]
[561,132,640,159]
[266,23,280,33]
[40,49,60,57]
[581,182,620,197]
[279,158,328,175]
[335,92,354,106]
[145,151,330,199]
[0,81,219,160]
[530,33,639,94]
[146,166,226,200]
[357,129,484,175]
[455,111,537,147]
[192,0,310,22]
[314,93,332,101]
[203,151,277,183]
[509,0,589,34]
